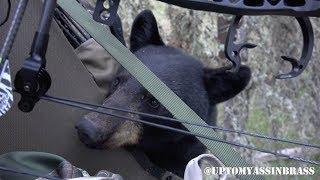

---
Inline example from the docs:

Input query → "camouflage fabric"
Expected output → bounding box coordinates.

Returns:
[36,161,123,180]
[35,160,87,180]
[75,38,119,95]
[0,151,122,180]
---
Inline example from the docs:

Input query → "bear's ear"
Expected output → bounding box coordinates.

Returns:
[203,66,251,104]
[130,10,164,52]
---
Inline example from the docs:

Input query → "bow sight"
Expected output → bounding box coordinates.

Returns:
[6,0,320,112]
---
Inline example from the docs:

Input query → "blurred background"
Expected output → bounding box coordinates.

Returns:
[88,0,320,177]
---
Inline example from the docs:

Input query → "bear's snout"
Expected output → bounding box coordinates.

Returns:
[75,117,108,149]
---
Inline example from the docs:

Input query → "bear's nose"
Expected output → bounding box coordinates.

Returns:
[75,118,104,149]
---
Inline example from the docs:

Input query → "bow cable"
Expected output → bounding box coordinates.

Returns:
[40,94,320,166]
[43,94,320,150]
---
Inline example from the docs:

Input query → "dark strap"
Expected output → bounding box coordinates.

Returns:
[129,148,182,180]
[130,148,166,178]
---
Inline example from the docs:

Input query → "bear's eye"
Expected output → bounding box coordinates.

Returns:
[148,98,160,109]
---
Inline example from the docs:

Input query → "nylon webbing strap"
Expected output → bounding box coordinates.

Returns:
[57,1,262,179]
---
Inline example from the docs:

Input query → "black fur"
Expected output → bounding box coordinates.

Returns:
[76,10,251,178]
[130,10,164,52]
[128,11,251,176]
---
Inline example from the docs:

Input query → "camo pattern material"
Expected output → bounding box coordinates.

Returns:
[35,160,123,180]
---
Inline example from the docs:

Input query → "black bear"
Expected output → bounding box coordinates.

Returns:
[75,10,251,177]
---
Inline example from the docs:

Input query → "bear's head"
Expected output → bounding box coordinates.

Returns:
[75,10,251,152]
